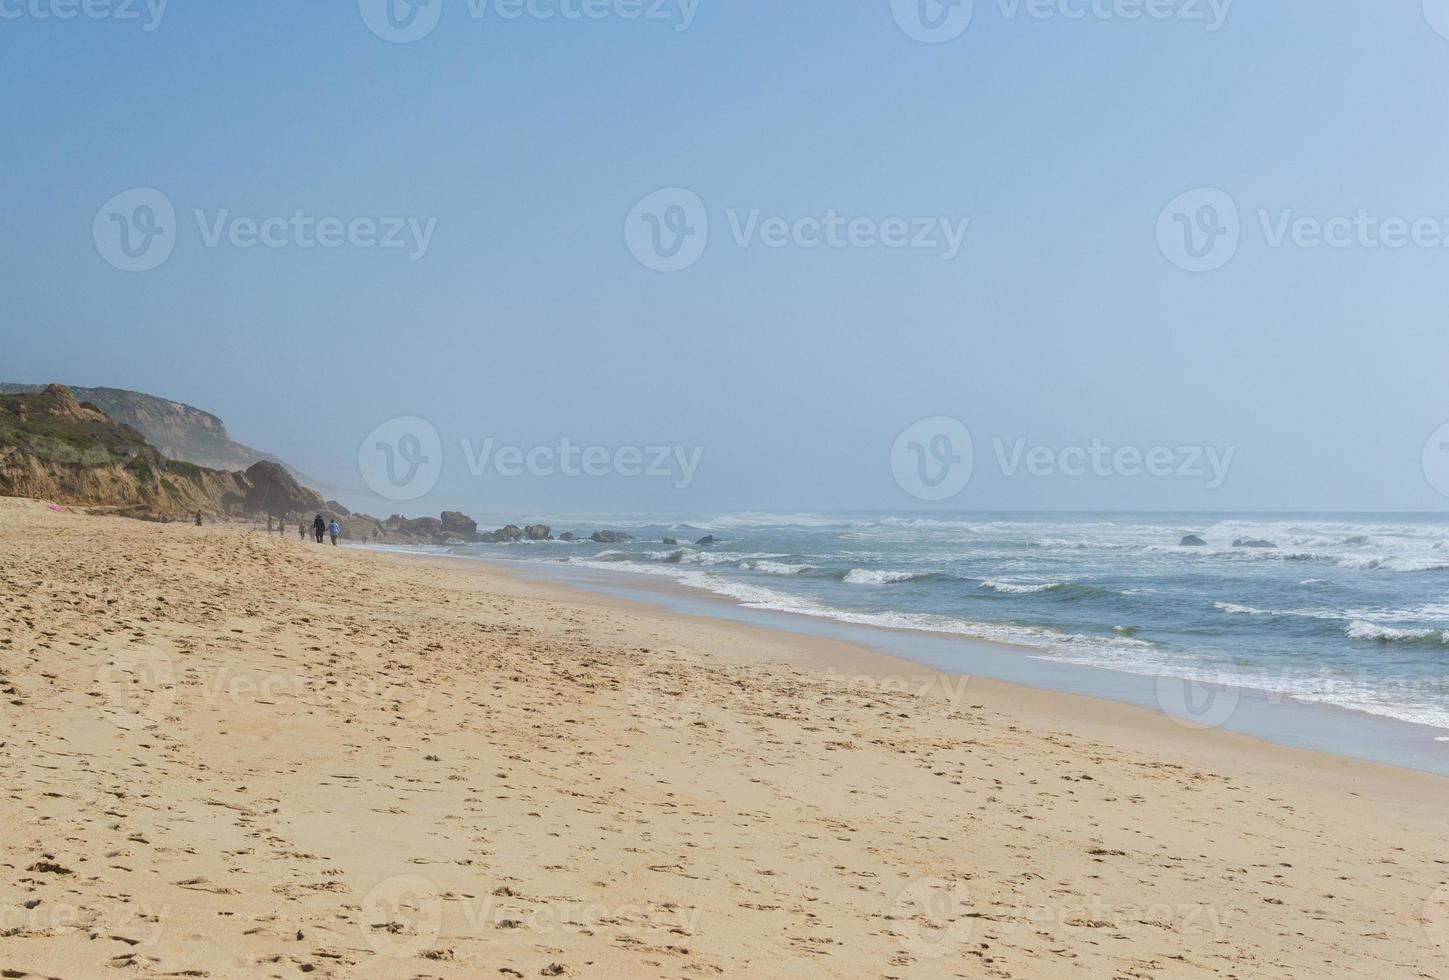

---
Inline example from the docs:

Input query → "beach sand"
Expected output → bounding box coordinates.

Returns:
[1,496,1446,978]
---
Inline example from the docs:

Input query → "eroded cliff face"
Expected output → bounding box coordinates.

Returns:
[0,386,310,521]
[0,382,276,472]
[0,447,249,518]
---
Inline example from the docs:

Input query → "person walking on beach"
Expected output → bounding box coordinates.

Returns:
[328,519,341,546]
[313,514,326,543]
[195,510,203,527]
[298,520,307,540]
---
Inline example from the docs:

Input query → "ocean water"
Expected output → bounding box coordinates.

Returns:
[437,513,1449,735]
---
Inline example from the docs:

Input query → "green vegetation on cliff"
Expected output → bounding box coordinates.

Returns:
[0,386,323,521]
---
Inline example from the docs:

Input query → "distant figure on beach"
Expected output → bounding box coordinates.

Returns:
[299,520,307,540]
[313,514,326,543]
[277,516,288,537]
[195,510,203,527]
[328,519,341,546]
[267,515,274,533]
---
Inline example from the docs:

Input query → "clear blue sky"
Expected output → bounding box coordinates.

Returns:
[5,1,1449,516]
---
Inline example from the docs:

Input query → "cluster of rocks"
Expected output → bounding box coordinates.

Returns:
[338,511,658,548]
[1178,534,1279,549]
[476,523,556,543]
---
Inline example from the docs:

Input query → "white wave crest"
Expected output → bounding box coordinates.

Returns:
[743,560,813,576]
[1214,602,1265,615]
[983,579,1064,595]
[1345,621,1449,644]
[1336,555,1449,573]
[843,569,925,585]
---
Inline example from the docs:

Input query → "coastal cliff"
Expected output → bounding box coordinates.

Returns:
[0,385,322,521]
[1,382,635,547]
[0,382,286,474]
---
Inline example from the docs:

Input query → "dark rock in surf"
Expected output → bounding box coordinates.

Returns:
[441,511,478,537]
[695,535,717,546]
[525,524,552,541]
[1180,534,1208,547]
[591,530,631,544]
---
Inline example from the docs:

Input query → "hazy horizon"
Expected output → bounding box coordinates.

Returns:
[8,3,1449,515]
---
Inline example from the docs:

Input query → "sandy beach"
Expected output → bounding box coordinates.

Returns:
[2,497,1447,979]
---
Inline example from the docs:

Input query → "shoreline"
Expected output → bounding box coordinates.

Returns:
[368,544,1449,781]
[372,546,1449,806]
[7,500,1449,977]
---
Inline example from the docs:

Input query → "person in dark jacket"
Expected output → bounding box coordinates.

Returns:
[313,514,326,543]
